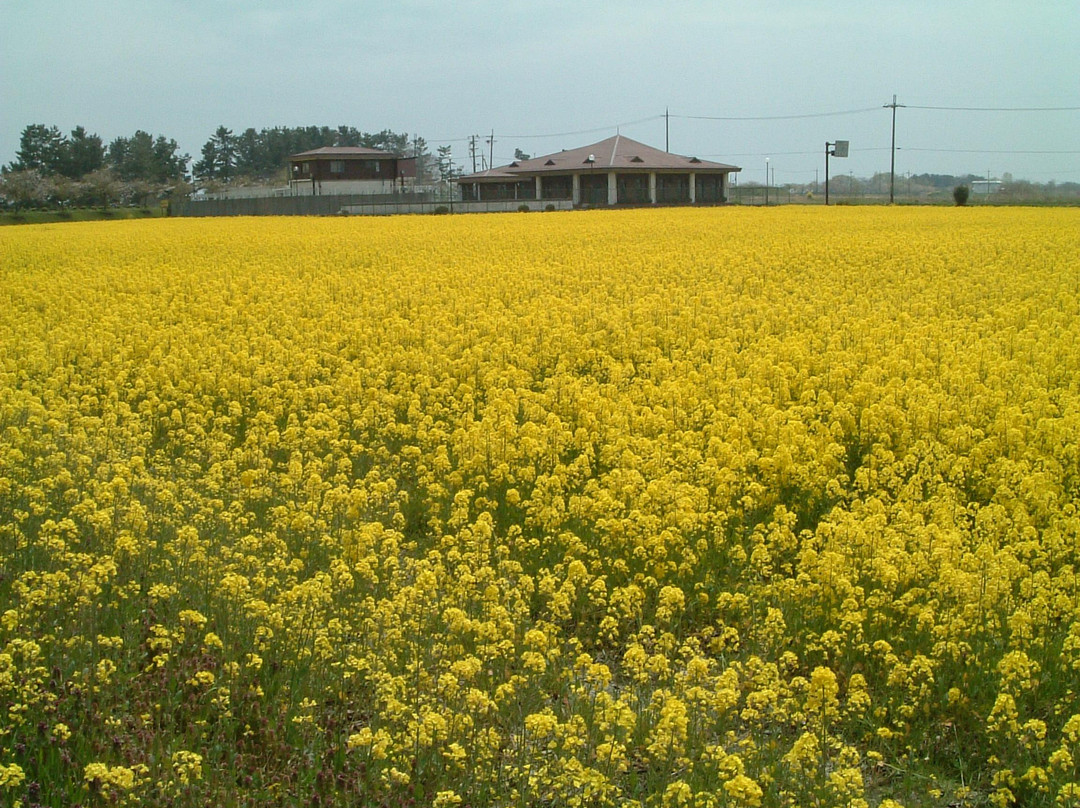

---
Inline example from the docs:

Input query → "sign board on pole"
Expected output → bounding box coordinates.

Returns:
[832,141,849,158]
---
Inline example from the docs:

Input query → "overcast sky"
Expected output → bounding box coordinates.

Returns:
[2,0,1078,183]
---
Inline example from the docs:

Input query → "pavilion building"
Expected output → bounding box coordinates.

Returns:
[455,135,739,206]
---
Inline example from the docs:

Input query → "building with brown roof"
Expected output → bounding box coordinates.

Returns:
[288,146,417,195]
[455,135,739,206]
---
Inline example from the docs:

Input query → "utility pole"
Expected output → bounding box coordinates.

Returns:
[469,135,478,173]
[665,107,670,152]
[884,94,905,204]
[486,130,495,172]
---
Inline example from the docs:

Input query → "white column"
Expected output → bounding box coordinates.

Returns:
[648,172,657,204]
[608,172,617,205]
[572,174,581,205]
[689,172,696,203]
[535,176,542,201]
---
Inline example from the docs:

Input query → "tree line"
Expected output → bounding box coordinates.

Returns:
[195,125,431,182]
[7,124,189,181]
[1,125,190,209]
[1,123,433,209]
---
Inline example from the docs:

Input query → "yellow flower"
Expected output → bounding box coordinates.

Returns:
[724,773,764,807]
[179,609,208,629]
[662,780,692,807]
[433,790,463,808]
[83,762,139,795]
[805,666,839,721]
[0,763,26,788]
[4,206,1080,808]
[171,750,204,784]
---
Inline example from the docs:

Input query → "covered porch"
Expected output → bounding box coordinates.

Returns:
[459,170,730,206]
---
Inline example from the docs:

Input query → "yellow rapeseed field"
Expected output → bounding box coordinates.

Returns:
[1,206,1079,807]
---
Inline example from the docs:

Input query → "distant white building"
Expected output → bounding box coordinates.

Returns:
[971,179,1004,195]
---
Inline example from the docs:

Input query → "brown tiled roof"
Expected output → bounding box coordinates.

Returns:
[289,146,396,160]
[457,135,739,181]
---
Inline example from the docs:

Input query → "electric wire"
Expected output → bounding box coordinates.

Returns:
[900,147,1080,154]
[500,115,664,139]
[672,106,881,121]
[431,100,1078,179]
[905,105,1080,112]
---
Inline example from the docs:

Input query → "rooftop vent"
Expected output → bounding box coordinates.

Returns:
[509,161,519,167]
[689,157,702,163]
[545,159,556,166]
[630,156,644,163]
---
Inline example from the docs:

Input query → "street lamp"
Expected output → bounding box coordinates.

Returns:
[585,153,595,206]
[765,157,770,206]
[824,140,848,206]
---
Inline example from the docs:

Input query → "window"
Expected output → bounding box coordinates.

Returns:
[329,160,345,175]
[617,174,649,203]
[656,174,690,203]
[696,174,726,203]
[541,175,572,199]
[580,173,607,205]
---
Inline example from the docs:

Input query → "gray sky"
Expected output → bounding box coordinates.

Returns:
[2,0,1078,183]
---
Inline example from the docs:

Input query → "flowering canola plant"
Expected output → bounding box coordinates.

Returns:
[1,207,1079,807]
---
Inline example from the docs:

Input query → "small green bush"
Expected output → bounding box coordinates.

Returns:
[953,185,970,206]
[517,204,530,213]
[433,205,450,215]
[544,204,556,212]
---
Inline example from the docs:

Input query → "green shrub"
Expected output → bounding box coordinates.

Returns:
[433,205,450,215]
[953,185,970,206]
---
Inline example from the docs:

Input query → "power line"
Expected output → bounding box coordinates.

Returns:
[433,101,1076,147]
[900,147,1080,154]
[429,116,662,151]
[673,106,881,121]
[701,147,891,157]
[499,115,663,140]
[429,98,1078,181]
[906,104,1080,112]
